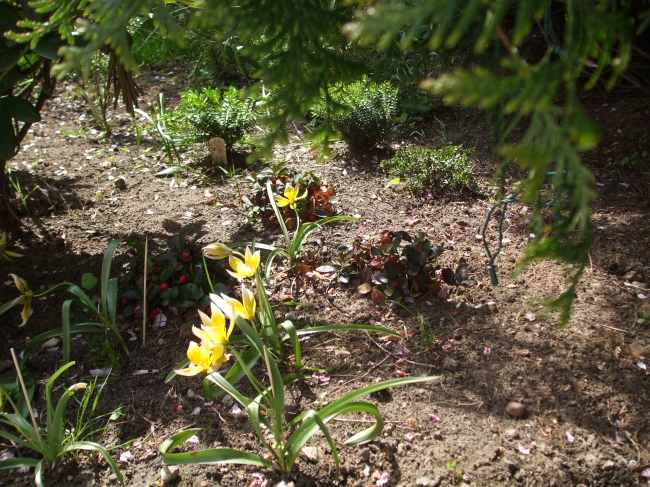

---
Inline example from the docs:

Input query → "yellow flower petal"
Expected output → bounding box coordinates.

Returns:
[20,300,32,327]
[175,365,206,377]
[274,195,291,207]
[203,243,232,260]
[227,247,260,279]
[186,341,203,365]
[10,274,31,295]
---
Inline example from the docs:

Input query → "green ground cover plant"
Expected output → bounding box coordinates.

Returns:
[169,86,257,150]
[382,146,478,195]
[243,162,338,225]
[312,78,398,149]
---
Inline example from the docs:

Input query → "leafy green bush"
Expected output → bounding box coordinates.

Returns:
[313,79,398,149]
[382,146,478,195]
[170,86,256,149]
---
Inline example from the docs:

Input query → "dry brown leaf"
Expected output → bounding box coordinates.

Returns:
[295,264,311,275]
[358,283,372,294]
[371,288,387,304]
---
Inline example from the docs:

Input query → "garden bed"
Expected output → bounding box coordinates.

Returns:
[1,70,650,487]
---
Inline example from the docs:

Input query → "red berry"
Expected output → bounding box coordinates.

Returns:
[154,307,162,315]
[262,196,269,203]
[179,275,188,284]
[148,312,156,320]
[227,284,234,290]
[394,282,401,289]
[160,282,170,290]
[181,252,190,260]
[121,298,130,306]
[308,214,316,221]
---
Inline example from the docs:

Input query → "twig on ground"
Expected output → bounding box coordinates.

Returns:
[323,356,390,398]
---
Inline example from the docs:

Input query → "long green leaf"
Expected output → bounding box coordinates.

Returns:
[295,324,401,337]
[65,285,98,316]
[0,296,28,318]
[45,362,76,437]
[234,313,266,357]
[22,324,104,364]
[266,180,291,254]
[64,441,124,485]
[202,347,262,399]
[245,399,278,465]
[0,457,40,469]
[0,418,39,450]
[309,412,340,480]
[206,372,252,410]
[291,216,359,256]
[100,240,123,319]
[106,277,118,325]
[263,347,284,443]
[61,300,72,366]
[159,428,273,468]
[264,248,289,285]
[285,376,440,464]
[35,459,45,487]
[339,402,384,445]
[279,320,300,369]
[51,383,86,449]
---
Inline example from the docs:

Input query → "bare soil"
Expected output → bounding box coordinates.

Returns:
[1,69,650,487]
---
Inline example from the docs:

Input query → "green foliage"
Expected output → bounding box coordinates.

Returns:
[243,161,338,224]
[170,86,257,149]
[382,146,478,195]
[0,362,124,487]
[13,239,145,370]
[161,320,440,478]
[5,0,650,323]
[312,78,398,149]
[338,231,457,302]
[117,235,230,319]
[135,93,182,165]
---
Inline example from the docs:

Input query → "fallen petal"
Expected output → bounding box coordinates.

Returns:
[119,451,134,462]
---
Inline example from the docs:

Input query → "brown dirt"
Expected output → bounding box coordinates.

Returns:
[1,70,649,487]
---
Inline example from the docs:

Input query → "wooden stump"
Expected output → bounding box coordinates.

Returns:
[209,137,227,166]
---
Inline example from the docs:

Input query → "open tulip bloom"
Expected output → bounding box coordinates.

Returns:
[228,246,260,279]
[274,184,307,210]
[211,285,256,321]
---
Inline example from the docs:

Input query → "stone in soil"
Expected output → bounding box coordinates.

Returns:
[301,446,321,463]
[506,401,527,418]
[161,466,180,484]
[441,357,458,370]
[415,476,441,487]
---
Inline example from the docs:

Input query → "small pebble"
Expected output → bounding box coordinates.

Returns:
[506,401,527,418]
[161,466,180,484]
[415,476,441,487]
[114,177,127,189]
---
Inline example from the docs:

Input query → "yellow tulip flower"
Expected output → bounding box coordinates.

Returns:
[175,341,229,376]
[274,184,307,210]
[228,247,260,279]
[194,303,234,347]
[0,233,23,261]
[10,274,33,326]
[211,285,256,321]
[203,242,232,260]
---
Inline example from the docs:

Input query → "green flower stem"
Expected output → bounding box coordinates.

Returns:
[201,254,216,294]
